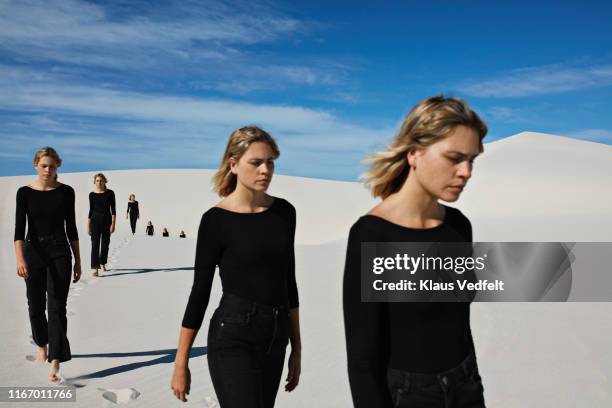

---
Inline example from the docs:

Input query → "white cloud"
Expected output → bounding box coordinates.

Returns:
[457,63,612,98]
[0,0,347,92]
[0,0,300,52]
[0,65,392,178]
[566,129,612,143]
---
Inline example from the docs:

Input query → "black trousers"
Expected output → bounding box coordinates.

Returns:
[90,216,110,268]
[387,352,486,408]
[129,213,138,234]
[24,236,72,363]
[207,293,290,408]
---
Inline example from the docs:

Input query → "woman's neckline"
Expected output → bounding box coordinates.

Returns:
[92,189,108,194]
[214,197,277,215]
[26,183,63,192]
[362,204,449,231]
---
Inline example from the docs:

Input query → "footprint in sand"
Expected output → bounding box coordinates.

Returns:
[202,396,220,407]
[98,387,140,404]
[81,278,99,285]
[56,377,86,388]
[25,355,38,362]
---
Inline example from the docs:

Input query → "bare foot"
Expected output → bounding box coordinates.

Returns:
[92,269,99,277]
[36,346,47,364]
[49,360,60,383]
[101,264,107,272]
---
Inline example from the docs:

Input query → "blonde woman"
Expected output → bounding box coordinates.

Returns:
[171,126,301,407]
[87,173,116,276]
[343,96,488,408]
[14,147,82,382]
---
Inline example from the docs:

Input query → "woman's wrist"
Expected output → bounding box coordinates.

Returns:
[174,359,189,369]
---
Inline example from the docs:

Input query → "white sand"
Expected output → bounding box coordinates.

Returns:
[1,132,611,407]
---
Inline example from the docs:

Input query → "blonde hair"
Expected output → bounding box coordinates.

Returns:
[213,126,280,197]
[362,96,487,198]
[93,173,108,184]
[32,146,62,167]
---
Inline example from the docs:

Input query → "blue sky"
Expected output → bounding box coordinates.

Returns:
[1,0,611,179]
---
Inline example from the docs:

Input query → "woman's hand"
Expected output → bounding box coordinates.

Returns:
[285,347,301,392]
[171,364,191,402]
[110,224,115,234]
[73,261,81,283]
[16,258,29,279]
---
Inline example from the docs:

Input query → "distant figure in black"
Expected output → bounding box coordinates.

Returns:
[146,221,154,236]
[126,194,139,235]
[88,173,116,277]
[179,230,186,238]
[162,228,169,237]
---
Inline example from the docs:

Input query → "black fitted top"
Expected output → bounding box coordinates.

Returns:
[14,184,79,242]
[182,197,299,330]
[343,205,475,408]
[127,201,139,217]
[88,190,116,219]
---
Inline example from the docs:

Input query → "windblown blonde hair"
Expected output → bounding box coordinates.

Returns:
[213,126,280,197]
[32,146,62,166]
[362,96,488,198]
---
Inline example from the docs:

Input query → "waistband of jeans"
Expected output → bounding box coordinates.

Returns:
[26,233,68,244]
[388,351,477,388]
[220,292,288,316]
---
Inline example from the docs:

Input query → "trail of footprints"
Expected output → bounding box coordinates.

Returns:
[25,235,220,404]
[25,235,149,403]
[106,235,132,270]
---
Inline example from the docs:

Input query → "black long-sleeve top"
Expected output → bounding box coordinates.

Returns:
[343,205,475,408]
[182,197,299,330]
[14,184,79,242]
[88,190,116,219]
[127,201,139,217]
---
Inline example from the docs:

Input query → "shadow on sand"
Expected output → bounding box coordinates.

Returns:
[68,347,207,380]
[100,267,193,277]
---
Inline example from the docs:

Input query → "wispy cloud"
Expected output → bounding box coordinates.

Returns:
[0,65,391,178]
[566,129,612,144]
[0,0,300,61]
[457,63,612,98]
[0,0,347,93]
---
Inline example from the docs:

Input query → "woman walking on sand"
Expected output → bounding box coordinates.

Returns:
[126,194,139,235]
[171,126,302,407]
[14,146,82,383]
[88,173,116,276]
[343,96,488,408]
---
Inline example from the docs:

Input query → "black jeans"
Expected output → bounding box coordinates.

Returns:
[24,235,73,363]
[129,213,138,234]
[207,293,290,408]
[387,352,486,408]
[90,216,110,268]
